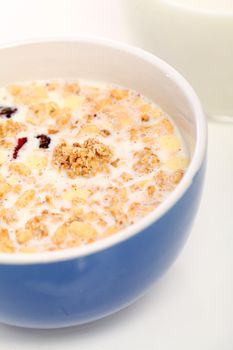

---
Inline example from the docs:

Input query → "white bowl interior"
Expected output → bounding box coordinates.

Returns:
[0,40,196,157]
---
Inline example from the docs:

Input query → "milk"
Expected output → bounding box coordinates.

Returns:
[0,79,189,252]
[126,0,233,117]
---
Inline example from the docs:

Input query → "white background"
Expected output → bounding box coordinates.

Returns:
[0,1,233,349]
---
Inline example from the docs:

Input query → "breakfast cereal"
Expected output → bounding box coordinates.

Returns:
[0,80,188,253]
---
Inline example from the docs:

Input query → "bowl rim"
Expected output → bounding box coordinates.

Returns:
[0,36,207,265]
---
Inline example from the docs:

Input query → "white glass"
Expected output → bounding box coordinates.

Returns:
[126,0,233,119]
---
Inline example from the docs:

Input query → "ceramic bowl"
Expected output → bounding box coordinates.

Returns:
[0,38,207,328]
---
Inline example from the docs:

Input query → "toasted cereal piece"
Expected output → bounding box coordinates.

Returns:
[161,119,174,134]
[133,148,160,174]
[32,86,48,100]
[27,102,60,124]
[26,105,46,125]
[78,124,100,136]
[154,171,168,190]
[13,84,47,103]
[9,162,32,176]
[129,128,138,142]
[110,106,133,128]
[118,188,128,202]
[149,107,163,119]
[25,216,48,238]
[100,129,111,137]
[140,204,157,216]
[64,95,85,109]
[83,211,100,221]
[16,228,33,244]
[103,225,119,237]
[170,169,184,184]
[128,202,141,217]
[15,189,35,208]
[63,83,80,95]
[132,96,145,108]
[63,188,91,202]
[139,104,150,113]
[66,239,82,248]
[48,128,59,135]
[26,155,48,170]
[13,184,22,194]
[52,220,97,245]
[165,156,188,171]
[56,108,72,126]
[0,139,13,149]
[109,207,128,225]
[46,102,60,118]
[0,208,17,224]
[142,136,155,145]
[43,195,53,207]
[118,114,133,127]
[0,181,11,198]
[0,152,7,165]
[69,221,97,242]
[130,180,150,191]
[0,228,14,253]
[111,159,120,168]
[0,228,9,240]
[46,82,59,91]
[0,120,26,138]
[98,218,107,227]
[8,85,22,96]
[25,114,37,125]
[0,239,14,253]
[158,135,181,152]
[69,205,82,215]
[121,172,133,182]
[141,114,150,122]
[147,185,156,196]
[19,246,39,253]
[95,98,112,111]
[83,85,101,97]
[52,225,67,245]
[110,89,129,100]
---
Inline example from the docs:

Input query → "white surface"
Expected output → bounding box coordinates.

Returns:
[0,1,232,349]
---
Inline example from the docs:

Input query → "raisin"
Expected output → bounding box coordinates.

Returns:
[0,106,18,119]
[13,137,27,159]
[36,134,51,149]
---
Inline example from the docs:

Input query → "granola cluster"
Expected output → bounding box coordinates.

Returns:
[0,80,189,253]
[53,138,112,177]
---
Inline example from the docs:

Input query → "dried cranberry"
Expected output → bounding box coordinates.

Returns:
[0,106,18,119]
[13,137,27,159]
[36,134,51,149]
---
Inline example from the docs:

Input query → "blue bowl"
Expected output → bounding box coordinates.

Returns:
[0,38,207,329]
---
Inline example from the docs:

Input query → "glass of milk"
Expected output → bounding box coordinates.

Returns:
[126,0,233,120]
